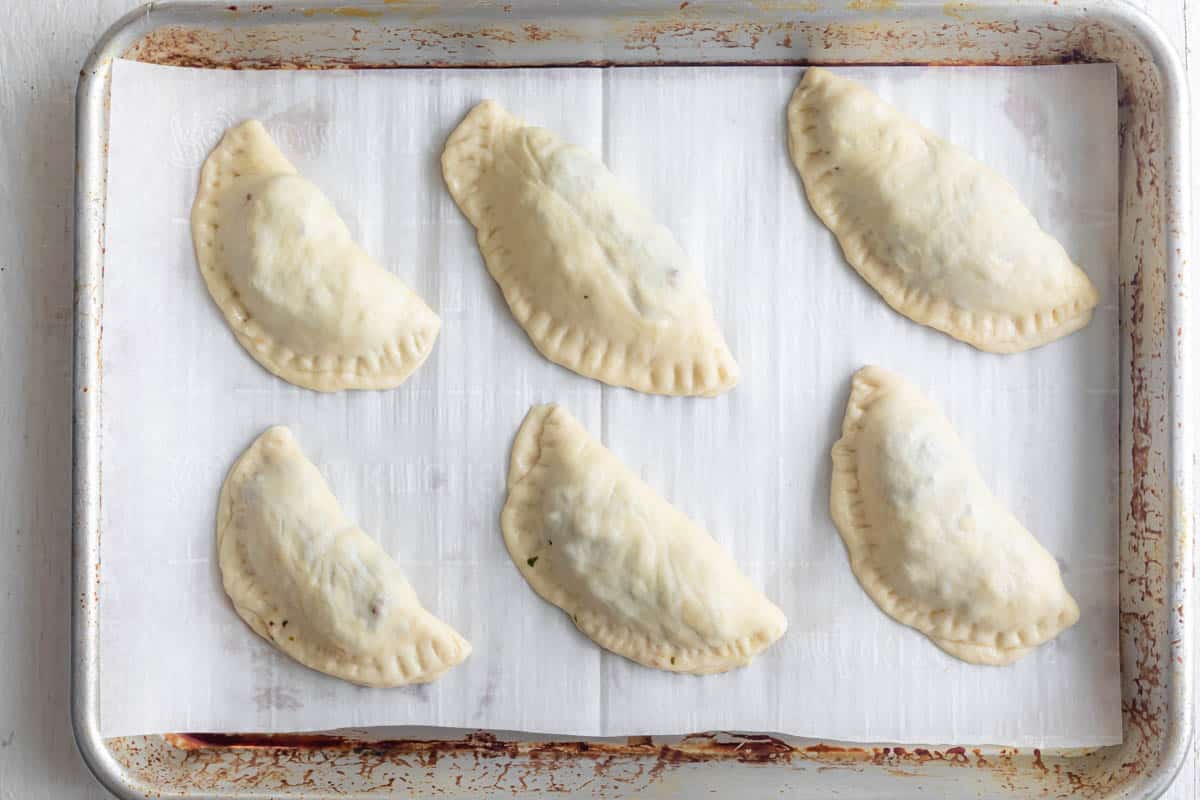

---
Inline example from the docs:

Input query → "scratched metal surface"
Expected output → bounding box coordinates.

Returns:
[72,1,1191,798]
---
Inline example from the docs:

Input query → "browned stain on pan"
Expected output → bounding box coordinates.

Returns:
[302,8,384,20]
[102,731,1090,796]
[165,731,807,763]
[846,0,899,10]
[124,16,1111,70]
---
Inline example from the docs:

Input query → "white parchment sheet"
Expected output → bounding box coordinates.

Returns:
[101,60,1120,745]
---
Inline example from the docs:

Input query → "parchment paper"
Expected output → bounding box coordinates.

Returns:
[100,59,1121,745]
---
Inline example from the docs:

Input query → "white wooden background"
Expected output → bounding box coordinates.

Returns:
[0,1,1191,797]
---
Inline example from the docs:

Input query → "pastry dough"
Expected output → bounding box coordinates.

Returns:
[192,120,440,391]
[788,68,1099,353]
[442,101,738,396]
[830,366,1079,665]
[218,426,470,686]
[502,404,787,673]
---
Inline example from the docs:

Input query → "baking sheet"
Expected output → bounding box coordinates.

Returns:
[100,60,1120,746]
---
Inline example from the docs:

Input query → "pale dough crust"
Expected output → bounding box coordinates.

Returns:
[501,404,787,674]
[788,68,1100,353]
[218,427,470,686]
[442,101,738,396]
[829,366,1079,665]
[192,120,440,391]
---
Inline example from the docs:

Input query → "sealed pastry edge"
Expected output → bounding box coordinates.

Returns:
[787,68,1101,354]
[501,403,788,675]
[828,366,1081,665]
[441,101,740,397]
[191,120,441,392]
[217,426,472,686]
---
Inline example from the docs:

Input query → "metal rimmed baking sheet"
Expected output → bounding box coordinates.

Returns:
[73,2,1191,798]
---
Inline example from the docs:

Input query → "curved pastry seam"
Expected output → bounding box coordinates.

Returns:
[797,159,1097,352]
[788,72,1100,354]
[497,281,737,396]
[830,368,1078,654]
[193,121,440,392]
[217,429,470,686]
[442,104,739,397]
[502,405,785,673]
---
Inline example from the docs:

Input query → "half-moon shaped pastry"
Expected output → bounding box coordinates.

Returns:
[830,366,1079,665]
[192,120,440,391]
[788,68,1099,353]
[218,426,470,686]
[442,101,738,396]
[502,404,787,673]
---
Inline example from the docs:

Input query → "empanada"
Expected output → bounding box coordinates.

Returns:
[192,120,440,391]
[442,101,738,396]
[218,427,470,686]
[830,366,1079,665]
[502,404,787,673]
[788,68,1099,353]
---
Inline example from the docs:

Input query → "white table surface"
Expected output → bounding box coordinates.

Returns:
[0,1,1192,797]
